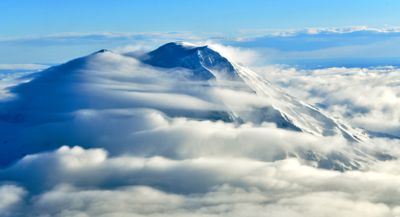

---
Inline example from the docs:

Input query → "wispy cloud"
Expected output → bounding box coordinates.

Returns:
[0,32,215,46]
[237,26,400,38]
[0,64,48,71]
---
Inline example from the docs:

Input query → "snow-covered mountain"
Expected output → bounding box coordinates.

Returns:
[140,42,368,141]
[139,42,380,170]
[0,42,390,170]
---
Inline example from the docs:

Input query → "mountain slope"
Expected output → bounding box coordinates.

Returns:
[142,42,369,142]
[234,64,369,142]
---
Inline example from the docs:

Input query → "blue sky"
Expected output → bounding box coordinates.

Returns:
[1,0,400,65]
[1,0,399,37]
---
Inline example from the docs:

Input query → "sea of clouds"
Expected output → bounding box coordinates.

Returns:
[0,44,399,217]
[254,65,400,138]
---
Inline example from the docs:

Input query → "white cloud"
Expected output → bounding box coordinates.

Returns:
[2,146,400,217]
[0,185,25,217]
[207,43,264,66]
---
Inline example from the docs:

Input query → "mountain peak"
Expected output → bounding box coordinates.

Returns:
[93,49,111,55]
[141,42,239,80]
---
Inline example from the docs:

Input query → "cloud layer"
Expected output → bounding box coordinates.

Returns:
[1,146,400,217]
[4,26,400,67]
[229,28,400,67]
[0,43,399,217]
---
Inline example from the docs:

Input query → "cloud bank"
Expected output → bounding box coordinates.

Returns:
[1,146,400,217]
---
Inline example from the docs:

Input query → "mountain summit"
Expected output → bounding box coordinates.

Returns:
[141,42,239,80]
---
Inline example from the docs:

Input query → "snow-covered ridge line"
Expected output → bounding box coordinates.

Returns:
[232,63,369,142]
